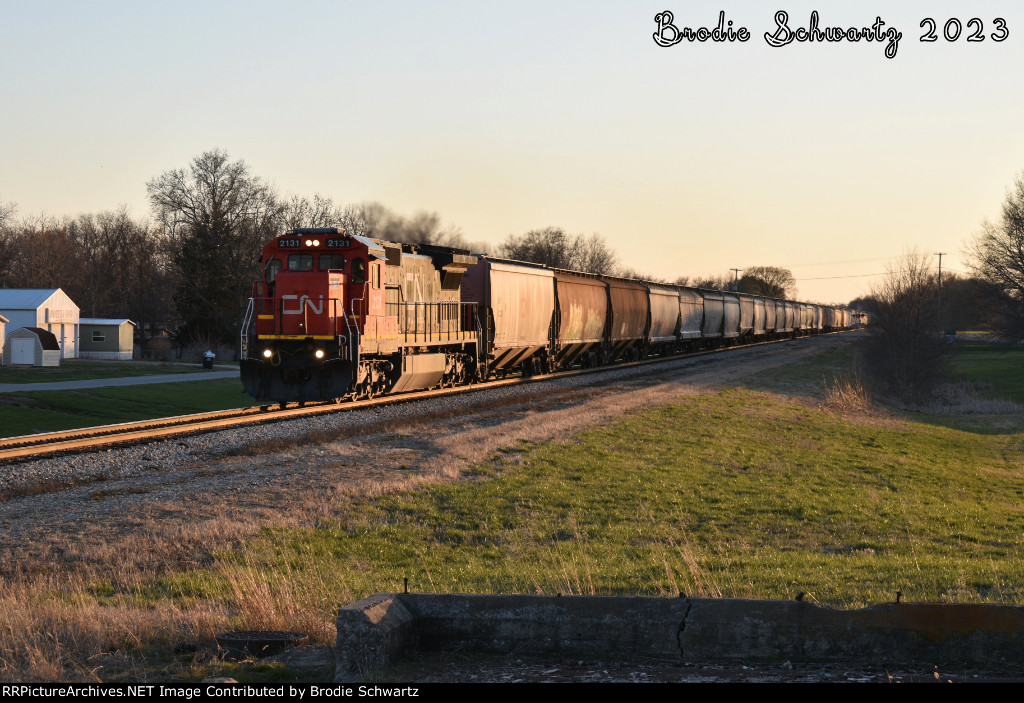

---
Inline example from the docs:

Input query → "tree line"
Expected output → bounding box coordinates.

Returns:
[847,173,1024,401]
[0,150,490,352]
[3,150,1024,359]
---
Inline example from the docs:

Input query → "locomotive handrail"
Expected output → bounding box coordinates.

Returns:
[349,297,363,334]
[340,297,357,371]
[383,300,479,344]
[240,298,255,360]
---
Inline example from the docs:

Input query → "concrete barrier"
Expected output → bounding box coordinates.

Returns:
[334,593,1024,681]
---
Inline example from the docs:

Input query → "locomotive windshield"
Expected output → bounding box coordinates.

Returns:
[352,258,366,285]
[320,254,345,270]
[288,254,314,272]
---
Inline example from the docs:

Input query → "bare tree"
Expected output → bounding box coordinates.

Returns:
[0,200,17,286]
[500,227,574,268]
[501,227,617,274]
[282,194,345,230]
[861,249,945,402]
[738,266,797,299]
[939,273,1005,333]
[573,233,617,274]
[5,213,80,291]
[612,265,665,282]
[0,200,14,230]
[967,171,1024,339]
[147,149,285,346]
[691,274,732,291]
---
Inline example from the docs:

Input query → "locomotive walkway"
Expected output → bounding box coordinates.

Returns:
[0,367,239,394]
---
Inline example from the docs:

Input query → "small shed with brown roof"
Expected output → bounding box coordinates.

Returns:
[2,327,61,367]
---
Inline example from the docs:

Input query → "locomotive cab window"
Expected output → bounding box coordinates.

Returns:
[352,257,366,285]
[372,262,380,289]
[288,254,314,272]
[319,254,345,271]
[265,259,282,283]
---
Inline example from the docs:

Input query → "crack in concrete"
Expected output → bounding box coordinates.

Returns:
[677,598,692,657]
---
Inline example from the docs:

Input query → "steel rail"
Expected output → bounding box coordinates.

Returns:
[0,332,851,464]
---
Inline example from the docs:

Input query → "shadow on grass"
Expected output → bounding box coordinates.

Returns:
[742,335,1024,437]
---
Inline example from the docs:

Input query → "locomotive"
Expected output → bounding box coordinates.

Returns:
[239,227,856,405]
[240,228,480,405]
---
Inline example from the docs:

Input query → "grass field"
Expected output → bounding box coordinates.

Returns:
[202,387,1023,609]
[945,339,1024,403]
[3,337,1024,680]
[0,379,250,437]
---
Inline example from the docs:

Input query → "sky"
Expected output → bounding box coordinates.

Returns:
[1,0,1023,304]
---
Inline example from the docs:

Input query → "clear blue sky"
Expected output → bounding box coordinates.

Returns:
[1,0,1022,302]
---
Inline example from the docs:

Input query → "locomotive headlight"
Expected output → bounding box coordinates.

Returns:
[312,239,320,246]
[263,348,273,359]
[304,239,313,246]
[315,349,325,359]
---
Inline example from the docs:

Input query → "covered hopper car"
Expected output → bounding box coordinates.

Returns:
[240,228,855,405]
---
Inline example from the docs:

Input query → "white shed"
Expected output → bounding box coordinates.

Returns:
[3,327,62,367]
[0,289,80,359]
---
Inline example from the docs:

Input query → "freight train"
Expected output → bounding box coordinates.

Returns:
[239,228,855,406]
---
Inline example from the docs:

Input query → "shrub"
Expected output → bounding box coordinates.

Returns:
[861,251,946,402]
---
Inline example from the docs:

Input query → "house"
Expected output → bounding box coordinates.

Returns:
[0,288,80,359]
[79,318,136,360]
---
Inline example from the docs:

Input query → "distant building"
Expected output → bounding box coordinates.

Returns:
[79,318,136,360]
[0,288,80,359]
[3,327,61,367]
[135,324,175,360]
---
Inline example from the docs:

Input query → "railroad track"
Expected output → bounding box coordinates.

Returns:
[0,333,846,463]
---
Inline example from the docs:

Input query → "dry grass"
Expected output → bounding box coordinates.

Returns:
[924,381,1024,415]
[0,336,854,681]
[0,574,227,682]
[824,373,874,414]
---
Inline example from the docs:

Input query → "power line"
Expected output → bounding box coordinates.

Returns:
[787,256,899,268]
[796,272,885,281]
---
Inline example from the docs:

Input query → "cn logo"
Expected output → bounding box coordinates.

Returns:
[282,294,324,315]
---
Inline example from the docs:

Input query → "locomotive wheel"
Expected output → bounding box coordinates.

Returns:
[279,402,287,410]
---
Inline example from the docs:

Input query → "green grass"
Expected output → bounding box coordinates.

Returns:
[146,385,1024,613]
[0,360,215,384]
[15,340,1024,680]
[945,340,1024,403]
[0,379,251,437]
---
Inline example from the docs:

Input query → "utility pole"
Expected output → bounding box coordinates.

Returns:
[730,268,741,292]
[935,252,946,330]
